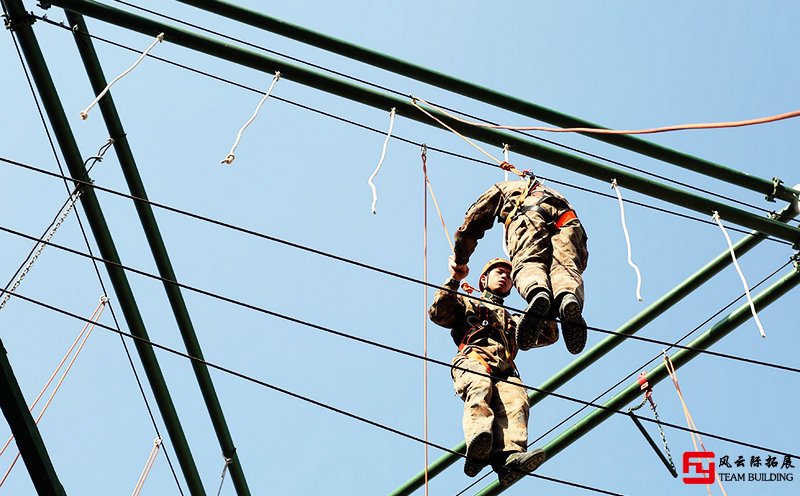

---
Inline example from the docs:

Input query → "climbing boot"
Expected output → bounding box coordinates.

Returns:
[559,294,587,354]
[516,291,551,350]
[495,449,546,487]
[464,431,492,477]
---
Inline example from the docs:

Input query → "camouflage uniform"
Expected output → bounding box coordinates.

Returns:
[429,278,557,459]
[453,180,589,308]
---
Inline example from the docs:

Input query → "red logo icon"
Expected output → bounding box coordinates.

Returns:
[683,451,716,484]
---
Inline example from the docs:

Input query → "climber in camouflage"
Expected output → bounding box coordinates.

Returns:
[429,257,556,486]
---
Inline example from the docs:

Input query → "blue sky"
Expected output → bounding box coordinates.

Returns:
[1,1,798,495]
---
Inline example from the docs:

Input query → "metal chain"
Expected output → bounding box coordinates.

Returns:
[649,401,676,473]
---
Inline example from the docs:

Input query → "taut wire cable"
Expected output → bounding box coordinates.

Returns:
[220,71,281,165]
[79,31,165,120]
[712,211,766,338]
[413,98,800,135]
[368,107,396,214]
[0,297,107,487]
[421,146,454,254]
[664,352,729,496]
[131,437,162,496]
[216,456,233,496]
[611,180,644,301]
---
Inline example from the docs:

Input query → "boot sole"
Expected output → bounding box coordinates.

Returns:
[498,449,546,487]
[464,431,492,477]
[560,301,587,355]
[516,296,550,350]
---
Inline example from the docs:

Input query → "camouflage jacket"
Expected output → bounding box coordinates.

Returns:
[453,180,575,266]
[429,278,558,374]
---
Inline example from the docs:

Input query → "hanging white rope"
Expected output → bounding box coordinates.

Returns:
[712,211,766,338]
[132,437,162,496]
[220,71,281,165]
[611,180,644,301]
[79,32,165,120]
[0,189,82,311]
[368,108,396,214]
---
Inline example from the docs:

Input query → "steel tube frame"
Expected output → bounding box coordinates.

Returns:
[0,339,66,495]
[475,261,800,495]
[41,0,800,246]
[389,202,799,495]
[175,0,799,204]
[65,12,250,495]
[3,1,205,493]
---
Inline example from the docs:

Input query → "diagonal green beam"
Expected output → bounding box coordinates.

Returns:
[0,338,66,496]
[65,12,250,495]
[42,0,800,246]
[3,1,205,493]
[475,260,800,495]
[389,200,799,495]
[174,0,799,204]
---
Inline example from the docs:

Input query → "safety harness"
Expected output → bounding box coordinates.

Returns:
[504,178,578,233]
[456,304,519,379]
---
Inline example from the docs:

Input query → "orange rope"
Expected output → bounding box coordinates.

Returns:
[664,353,728,496]
[414,96,800,135]
[421,145,430,496]
[132,437,162,496]
[0,297,107,487]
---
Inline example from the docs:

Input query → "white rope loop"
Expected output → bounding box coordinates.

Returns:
[80,32,165,120]
[368,107,396,214]
[712,211,766,338]
[612,179,644,301]
[502,143,510,182]
[221,71,281,165]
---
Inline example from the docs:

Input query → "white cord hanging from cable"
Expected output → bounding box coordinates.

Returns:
[502,143,510,182]
[612,180,644,301]
[131,437,162,496]
[79,32,165,120]
[221,71,281,165]
[368,107,396,214]
[712,211,766,338]
[216,456,233,496]
[0,189,82,311]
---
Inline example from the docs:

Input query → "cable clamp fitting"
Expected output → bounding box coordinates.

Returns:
[637,371,655,407]
[4,10,36,30]
[36,2,52,9]
[765,177,784,202]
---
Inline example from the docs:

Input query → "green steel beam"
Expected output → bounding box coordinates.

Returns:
[475,260,800,495]
[174,0,799,204]
[0,338,66,496]
[389,201,799,496]
[65,12,250,496]
[43,0,800,246]
[3,1,205,493]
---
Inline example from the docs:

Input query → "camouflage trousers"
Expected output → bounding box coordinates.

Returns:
[452,352,528,455]
[506,208,588,307]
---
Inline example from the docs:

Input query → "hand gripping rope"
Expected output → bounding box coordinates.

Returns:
[367,107,396,214]
[220,71,281,165]
[79,31,165,120]
[611,179,644,301]
[626,371,677,478]
[712,211,766,338]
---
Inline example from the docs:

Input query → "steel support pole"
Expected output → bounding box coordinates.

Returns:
[3,1,205,493]
[475,261,800,495]
[175,0,799,204]
[41,0,800,246]
[0,339,66,496]
[389,202,799,496]
[65,12,250,495]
